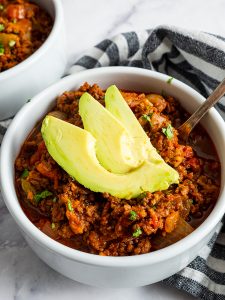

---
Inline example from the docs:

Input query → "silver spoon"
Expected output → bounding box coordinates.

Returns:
[177,78,225,160]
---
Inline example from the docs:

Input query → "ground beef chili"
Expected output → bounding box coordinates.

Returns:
[0,0,52,72]
[15,83,221,256]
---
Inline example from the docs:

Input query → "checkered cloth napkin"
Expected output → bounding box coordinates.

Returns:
[1,25,225,299]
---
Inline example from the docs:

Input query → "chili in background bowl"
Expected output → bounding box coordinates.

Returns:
[1,67,225,287]
[0,0,66,120]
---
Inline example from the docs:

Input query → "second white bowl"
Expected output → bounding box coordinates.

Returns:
[0,0,66,120]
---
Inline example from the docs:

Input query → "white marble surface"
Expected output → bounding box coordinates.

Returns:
[1,0,224,299]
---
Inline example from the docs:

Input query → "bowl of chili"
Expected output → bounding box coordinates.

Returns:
[0,0,66,120]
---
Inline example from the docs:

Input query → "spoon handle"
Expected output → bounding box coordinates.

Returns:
[178,78,225,138]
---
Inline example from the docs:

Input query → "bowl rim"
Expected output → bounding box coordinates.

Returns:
[0,0,63,80]
[1,66,225,268]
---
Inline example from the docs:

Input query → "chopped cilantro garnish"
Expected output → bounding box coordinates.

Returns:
[137,192,147,200]
[34,190,53,203]
[0,47,5,55]
[52,197,57,203]
[167,77,174,84]
[133,228,142,238]
[151,205,157,210]
[51,223,55,230]
[21,169,29,179]
[129,210,137,221]
[0,4,4,10]
[142,114,150,121]
[162,124,174,140]
[67,200,73,212]
[9,40,16,47]
[142,113,153,126]
[13,19,17,24]
[0,24,4,31]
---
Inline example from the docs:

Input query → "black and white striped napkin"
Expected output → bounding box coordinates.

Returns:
[1,25,225,299]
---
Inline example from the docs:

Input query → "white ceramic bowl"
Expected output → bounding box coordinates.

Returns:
[0,0,66,120]
[1,67,225,288]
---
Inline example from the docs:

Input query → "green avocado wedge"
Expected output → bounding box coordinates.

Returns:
[105,85,149,143]
[79,92,142,174]
[105,85,162,163]
[41,116,179,199]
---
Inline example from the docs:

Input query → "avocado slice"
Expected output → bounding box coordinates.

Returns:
[105,85,162,163]
[41,116,179,199]
[79,92,142,174]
